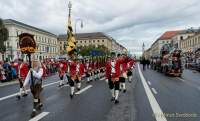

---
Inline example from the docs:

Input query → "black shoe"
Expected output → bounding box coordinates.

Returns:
[123,89,126,93]
[16,95,21,100]
[58,84,64,87]
[110,97,115,102]
[22,93,28,97]
[39,103,43,108]
[70,94,74,99]
[115,100,119,104]
[77,88,81,91]
[37,103,43,110]
[31,111,37,118]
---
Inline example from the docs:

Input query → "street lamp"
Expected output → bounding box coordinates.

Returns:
[68,1,72,15]
[75,18,84,37]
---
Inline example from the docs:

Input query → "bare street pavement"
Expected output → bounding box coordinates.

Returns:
[0,63,200,121]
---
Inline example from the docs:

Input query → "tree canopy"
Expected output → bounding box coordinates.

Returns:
[77,45,110,57]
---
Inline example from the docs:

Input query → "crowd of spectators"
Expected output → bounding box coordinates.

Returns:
[0,59,59,83]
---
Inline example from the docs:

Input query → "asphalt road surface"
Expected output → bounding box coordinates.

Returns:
[0,64,199,121]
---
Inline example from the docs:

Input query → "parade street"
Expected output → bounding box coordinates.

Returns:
[0,64,199,121]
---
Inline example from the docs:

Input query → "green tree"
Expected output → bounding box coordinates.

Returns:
[78,45,110,57]
[0,18,9,59]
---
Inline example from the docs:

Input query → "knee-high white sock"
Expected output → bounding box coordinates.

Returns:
[23,87,27,94]
[123,83,126,90]
[71,86,75,95]
[129,76,132,81]
[87,78,90,82]
[115,90,119,100]
[120,83,123,90]
[19,88,23,95]
[77,83,81,89]
[110,89,115,97]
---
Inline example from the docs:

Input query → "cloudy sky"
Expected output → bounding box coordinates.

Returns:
[1,0,200,55]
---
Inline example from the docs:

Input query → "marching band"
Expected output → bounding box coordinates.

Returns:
[13,51,135,118]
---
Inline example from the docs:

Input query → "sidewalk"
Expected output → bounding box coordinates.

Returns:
[0,80,18,87]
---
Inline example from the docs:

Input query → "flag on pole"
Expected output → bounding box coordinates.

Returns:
[66,1,76,56]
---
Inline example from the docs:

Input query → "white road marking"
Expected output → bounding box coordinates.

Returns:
[176,77,185,82]
[138,64,167,121]
[0,81,60,102]
[152,88,158,95]
[75,85,92,95]
[29,112,49,121]
[58,84,69,89]
[148,81,152,85]
[42,81,60,88]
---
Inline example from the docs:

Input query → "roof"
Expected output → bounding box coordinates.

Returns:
[58,32,111,40]
[3,19,57,37]
[158,30,182,40]
[178,28,200,34]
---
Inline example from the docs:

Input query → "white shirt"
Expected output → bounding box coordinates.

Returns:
[23,68,43,87]
[111,60,116,73]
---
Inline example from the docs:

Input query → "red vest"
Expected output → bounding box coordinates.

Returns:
[69,61,77,77]
[78,63,85,76]
[19,62,29,81]
[105,60,111,79]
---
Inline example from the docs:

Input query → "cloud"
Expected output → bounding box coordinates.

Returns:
[0,0,200,55]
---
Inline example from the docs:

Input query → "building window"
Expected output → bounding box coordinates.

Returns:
[7,42,10,47]
[16,30,19,36]
[97,40,99,42]
[89,40,91,43]
[80,41,82,43]
[180,36,183,40]
[85,40,86,43]
[93,40,95,43]
[102,40,104,42]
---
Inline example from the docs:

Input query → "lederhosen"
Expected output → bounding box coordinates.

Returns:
[30,69,43,110]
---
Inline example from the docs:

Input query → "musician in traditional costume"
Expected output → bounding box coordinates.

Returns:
[58,60,67,87]
[68,54,78,98]
[23,61,44,117]
[106,52,123,104]
[127,57,135,83]
[119,54,128,93]
[89,59,94,82]
[76,58,84,90]
[16,59,29,99]
[85,59,91,83]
